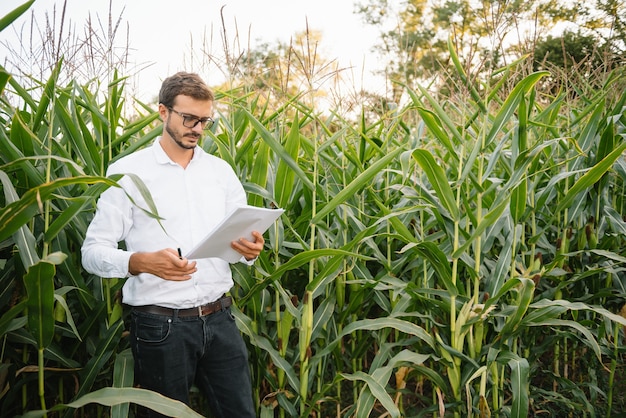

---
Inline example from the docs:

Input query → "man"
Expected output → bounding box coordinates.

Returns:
[82,72,262,418]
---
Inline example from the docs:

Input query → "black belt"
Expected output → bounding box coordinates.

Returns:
[132,296,232,317]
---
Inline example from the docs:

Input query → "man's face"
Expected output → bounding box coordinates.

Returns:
[161,95,213,150]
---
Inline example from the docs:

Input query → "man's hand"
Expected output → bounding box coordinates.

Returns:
[129,248,197,281]
[231,231,265,261]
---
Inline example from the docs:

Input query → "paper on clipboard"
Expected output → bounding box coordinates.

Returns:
[185,205,284,262]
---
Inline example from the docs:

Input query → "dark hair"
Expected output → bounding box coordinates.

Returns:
[158,72,214,108]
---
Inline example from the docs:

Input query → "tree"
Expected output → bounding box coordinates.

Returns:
[533,30,608,71]
[356,0,626,100]
[207,27,379,124]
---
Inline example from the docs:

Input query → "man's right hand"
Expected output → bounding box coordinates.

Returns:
[128,248,197,281]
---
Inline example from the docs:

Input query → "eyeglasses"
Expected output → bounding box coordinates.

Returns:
[167,107,214,130]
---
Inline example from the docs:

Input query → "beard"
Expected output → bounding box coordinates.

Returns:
[165,117,200,150]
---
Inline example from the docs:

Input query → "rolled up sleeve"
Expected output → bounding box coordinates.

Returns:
[81,186,133,278]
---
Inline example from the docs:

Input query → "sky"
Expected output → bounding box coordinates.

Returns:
[1,0,388,102]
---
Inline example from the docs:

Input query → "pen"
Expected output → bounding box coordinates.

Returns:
[177,248,183,259]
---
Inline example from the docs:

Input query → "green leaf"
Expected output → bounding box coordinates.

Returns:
[232,307,300,393]
[240,248,369,305]
[54,91,98,173]
[24,261,56,349]
[353,349,432,416]
[243,109,314,191]
[486,71,549,148]
[318,317,435,358]
[508,358,529,417]
[112,349,134,418]
[405,83,465,147]
[0,1,34,32]
[448,37,486,113]
[529,318,603,362]
[312,147,404,223]
[499,277,535,337]
[342,371,400,417]
[311,295,335,341]
[510,178,527,223]
[43,196,90,243]
[7,113,42,180]
[452,196,510,259]
[402,241,456,296]
[22,387,204,418]
[556,141,626,214]
[275,113,301,208]
[515,90,529,158]
[0,300,27,338]
[33,58,62,129]
[0,175,120,242]
[0,169,40,268]
[0,68,10,95]
[53,291,80,340]
[248,139,270,208]
[72,320,124,402]
[415,107,457,158]
[412,149,459,221]
[529,299,626,327]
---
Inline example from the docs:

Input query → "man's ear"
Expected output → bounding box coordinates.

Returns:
[158,103,168,121]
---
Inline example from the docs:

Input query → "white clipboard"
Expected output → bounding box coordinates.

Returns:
[184,205,284,262]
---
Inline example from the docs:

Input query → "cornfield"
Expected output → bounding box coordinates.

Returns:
[1,2,626,417]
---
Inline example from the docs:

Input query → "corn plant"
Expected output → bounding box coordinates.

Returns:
[0,5,197,418]
[220,39,626,417]
[2,1,626,417]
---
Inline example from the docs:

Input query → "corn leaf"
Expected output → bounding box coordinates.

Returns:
[111,348,134,418]
[0,1,34,32]
[555,142,626,214]
[275,113,301,208]
[412,149,459,221]
[24,261,56,349]
[22,387,204,418]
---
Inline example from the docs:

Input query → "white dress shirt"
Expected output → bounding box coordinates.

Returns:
[81,137,248,308]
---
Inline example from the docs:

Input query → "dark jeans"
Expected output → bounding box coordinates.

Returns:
[129,306,255,418]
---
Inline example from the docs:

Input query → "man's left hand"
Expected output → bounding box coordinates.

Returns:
[231,231,265,261]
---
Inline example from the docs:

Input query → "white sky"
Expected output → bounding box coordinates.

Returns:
[1,0,388,102]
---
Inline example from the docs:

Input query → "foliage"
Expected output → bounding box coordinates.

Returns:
[1,1,626,418]
[356,0,626,103]
[533,30,613,72]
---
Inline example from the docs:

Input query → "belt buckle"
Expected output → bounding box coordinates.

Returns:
[198,305,203,316]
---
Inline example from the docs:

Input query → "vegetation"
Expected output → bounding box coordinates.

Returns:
[1,1,626,417]
[356,0,626,103]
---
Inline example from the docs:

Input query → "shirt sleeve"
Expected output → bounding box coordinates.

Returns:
[81,182,134,278]
[238,255,256,265]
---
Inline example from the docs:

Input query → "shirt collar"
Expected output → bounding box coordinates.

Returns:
[153,136,201,166]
